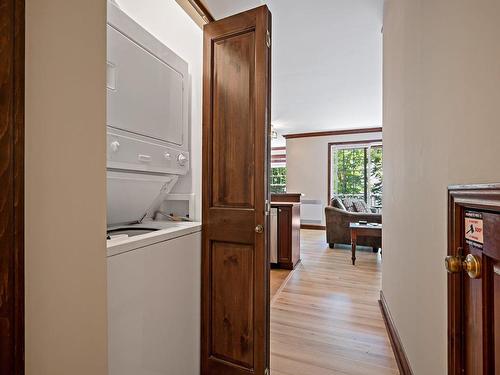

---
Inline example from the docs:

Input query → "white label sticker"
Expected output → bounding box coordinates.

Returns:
[465,215,484,244]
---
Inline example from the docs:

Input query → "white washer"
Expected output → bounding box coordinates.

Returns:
[107,221,201,375]
[106,169,201,375]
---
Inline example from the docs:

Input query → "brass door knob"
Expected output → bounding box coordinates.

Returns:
[463,254,481,279]
[255,224,264,234]
[445,255,462,274]
[444,254,481,279]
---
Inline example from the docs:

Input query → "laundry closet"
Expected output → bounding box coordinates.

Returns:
[104,1,203,374]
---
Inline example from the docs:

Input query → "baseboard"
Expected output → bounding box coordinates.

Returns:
[379,291,413,375]
[300,224,326,230]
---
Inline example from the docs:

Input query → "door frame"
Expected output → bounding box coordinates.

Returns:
[447,183,500,374]
[0,0,25,373]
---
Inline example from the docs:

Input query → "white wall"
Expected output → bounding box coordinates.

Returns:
[116,0,203,221]
[205,0,384,135]
[383,0,500,373]
[25,0,108,374]
[286,131,382,225]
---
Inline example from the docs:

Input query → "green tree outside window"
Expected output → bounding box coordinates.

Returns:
[270,166,286,194]
[331,144,383,209]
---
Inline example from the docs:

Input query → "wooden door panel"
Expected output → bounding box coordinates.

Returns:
[0,0,15,370]
[277,207,290,263]
[211,242,254,368]
[212,32,255,208]
[494,261,500,374]
[202,6,271,375]
[206,208,255,244]
[483,212,500,260]
[0,0,24,373]
[464,245,483,375]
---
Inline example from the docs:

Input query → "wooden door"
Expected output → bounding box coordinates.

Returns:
[0,0,25,373]
[447,185,500,374]
[202,5,271,375]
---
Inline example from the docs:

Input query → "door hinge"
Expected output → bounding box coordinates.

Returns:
[266,30,271,48]
[265,368,270,375]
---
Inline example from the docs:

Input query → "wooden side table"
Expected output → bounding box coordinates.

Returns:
[349,223,382,265]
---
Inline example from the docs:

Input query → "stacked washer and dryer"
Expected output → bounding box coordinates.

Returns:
[106,2,201,374]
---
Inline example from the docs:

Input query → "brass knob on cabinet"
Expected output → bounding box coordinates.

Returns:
[463,254,481,279]
[255,224,264,234]
[445,255,462,274]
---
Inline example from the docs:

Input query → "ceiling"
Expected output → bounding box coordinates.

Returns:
[201,0,383,138]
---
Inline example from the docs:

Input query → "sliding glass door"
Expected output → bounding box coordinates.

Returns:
[329,142,383,211]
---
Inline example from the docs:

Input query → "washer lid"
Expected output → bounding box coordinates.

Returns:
[107,170,178,226]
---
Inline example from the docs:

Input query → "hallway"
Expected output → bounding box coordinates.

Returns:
[270,230,398,375]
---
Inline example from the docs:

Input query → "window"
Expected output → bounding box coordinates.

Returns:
[271,146,287,194]
[270,166,287,194]
[329,142,383,211]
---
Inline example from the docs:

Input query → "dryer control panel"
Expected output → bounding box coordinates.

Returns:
[107,128,189,175]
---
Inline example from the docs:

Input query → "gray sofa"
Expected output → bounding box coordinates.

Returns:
[325,196,382,251]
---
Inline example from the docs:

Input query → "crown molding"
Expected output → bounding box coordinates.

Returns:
[283,126,382,139]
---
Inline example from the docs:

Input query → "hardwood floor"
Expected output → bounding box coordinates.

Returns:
[270,230,398,375]
[271,268,293,302]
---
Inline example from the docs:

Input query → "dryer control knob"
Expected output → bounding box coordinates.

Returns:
[110,140,120,152]
[177,153,188,166]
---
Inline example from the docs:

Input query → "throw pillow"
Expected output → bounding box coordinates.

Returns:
[330,196,346,210]
[342,197,356,212]
[353,199,370,213]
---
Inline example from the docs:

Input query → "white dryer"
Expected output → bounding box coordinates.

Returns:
[107,1,189,155]
[106,0,191,226]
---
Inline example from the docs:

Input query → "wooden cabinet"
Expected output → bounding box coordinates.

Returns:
[271,193,302,203]
[273,202,301,269]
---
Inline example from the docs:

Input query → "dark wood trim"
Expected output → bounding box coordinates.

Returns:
[188,0,215,22]
[328,139,383,147]
[0,0,25,373]
[327,139,383,205]
[379,291,413,375]
[271,193,301,203]
[300,224,325,230]
[13,0,25,371]
[363,148,368,203]
[446,183,500,374]
[327,142,331,205]
[283,126,382,140]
